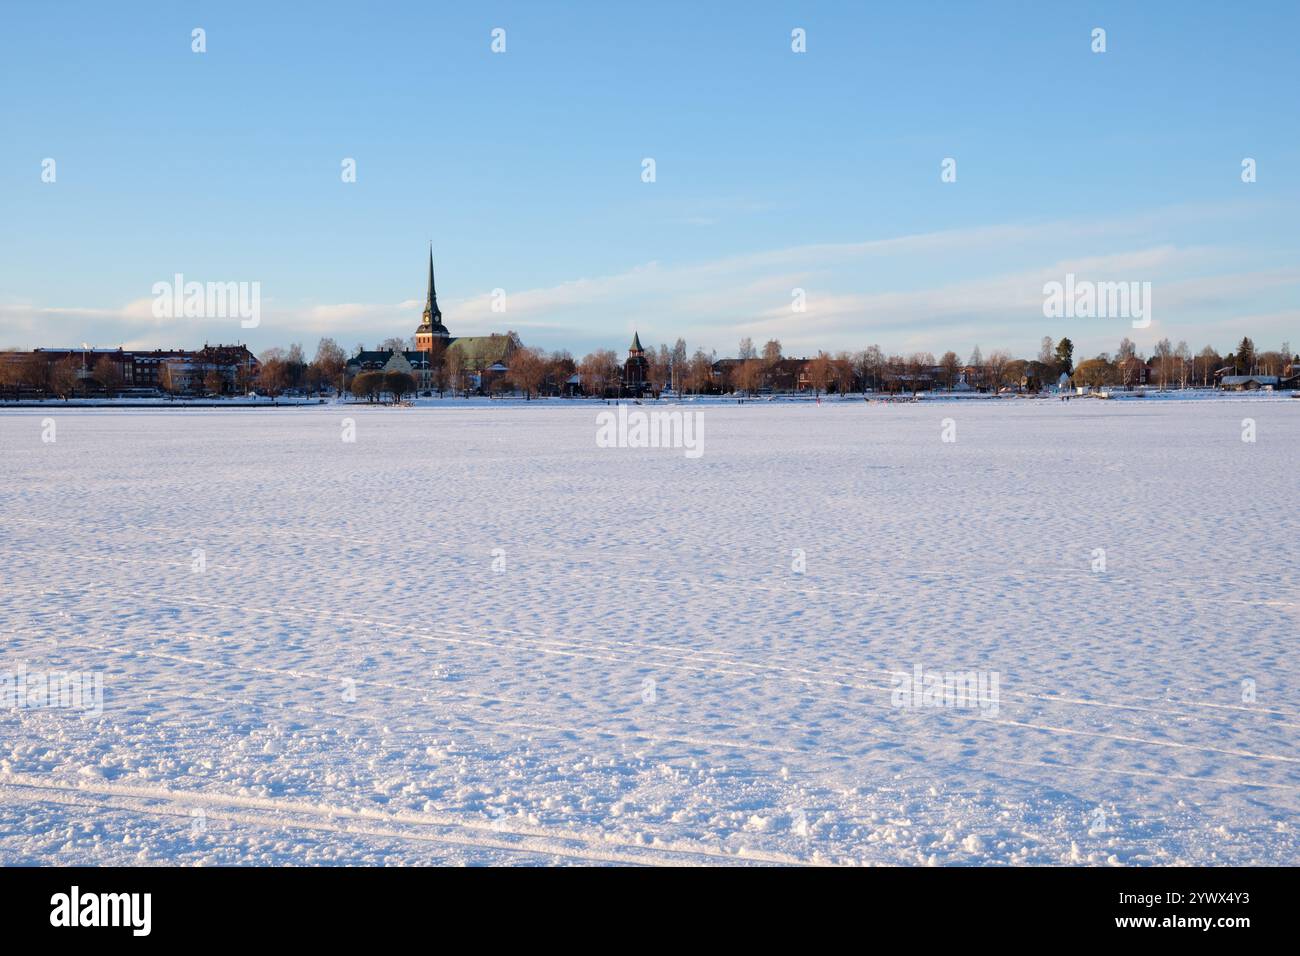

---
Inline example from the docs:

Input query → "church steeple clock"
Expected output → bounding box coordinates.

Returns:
[414,245,450,352]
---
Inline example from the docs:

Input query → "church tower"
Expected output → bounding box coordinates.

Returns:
[414,246,450,352]
[624,330,649,395]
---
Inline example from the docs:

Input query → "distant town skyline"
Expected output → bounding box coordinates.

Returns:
[2,2,1297,360]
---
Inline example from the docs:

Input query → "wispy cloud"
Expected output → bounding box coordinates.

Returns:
[5,203,1295,358]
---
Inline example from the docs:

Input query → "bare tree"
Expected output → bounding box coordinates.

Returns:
[670,338,688,394]
[985,350,1011,394]
[1038,336,1055,367]
[1174,341,1191,388]
[235,359,256,396]
[861,345,885,392]
[902,353,927,394]
[285,342,307,391]
[1196,345,1220,387]
[21,353,49,398]
[578,349,619,397]
[851,349,871,392]
[0,350,20,401]
[546,349,576,397]
[833,351,855,394]
[806,352,833,396]
[734,358,761,396]
[256,348,288,397]
[92,356,124,397]
[940,351,960,390]
[686,349,714,395]
[508,346,547,400]
[760,339,783,389]
[443,348,465,397]
[879,354,901,393]
[50,356,79,400]
[311,337,347,395]
[1004,358,1029,392]
[158,362,179,398]
[1116,339,1141,387]
[1152,338,1173,389]
[419,338,446,394]
[648,345,670,394]
[1256,348,1288,377]
[1119,355,1144,388]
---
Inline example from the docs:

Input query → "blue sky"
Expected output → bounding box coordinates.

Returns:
[2,1,1297,360]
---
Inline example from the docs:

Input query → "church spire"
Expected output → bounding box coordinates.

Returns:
[424,244,440,323]
[416,244,449,346]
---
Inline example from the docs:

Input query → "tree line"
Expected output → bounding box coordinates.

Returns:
[5,332,1293,401]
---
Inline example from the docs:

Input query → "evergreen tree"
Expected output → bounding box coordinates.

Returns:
[1054,337,1074,375]
[1236,336,1256,373]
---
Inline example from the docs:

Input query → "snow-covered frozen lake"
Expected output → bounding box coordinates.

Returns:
[1,398,1297,865]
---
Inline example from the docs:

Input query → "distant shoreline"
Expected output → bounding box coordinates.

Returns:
[1,391,1295,411]
[0,400,319,409]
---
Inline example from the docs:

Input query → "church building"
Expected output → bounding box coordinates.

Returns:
[346,248,521,393]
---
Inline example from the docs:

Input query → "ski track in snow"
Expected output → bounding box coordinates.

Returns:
[1,399,1297,865]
